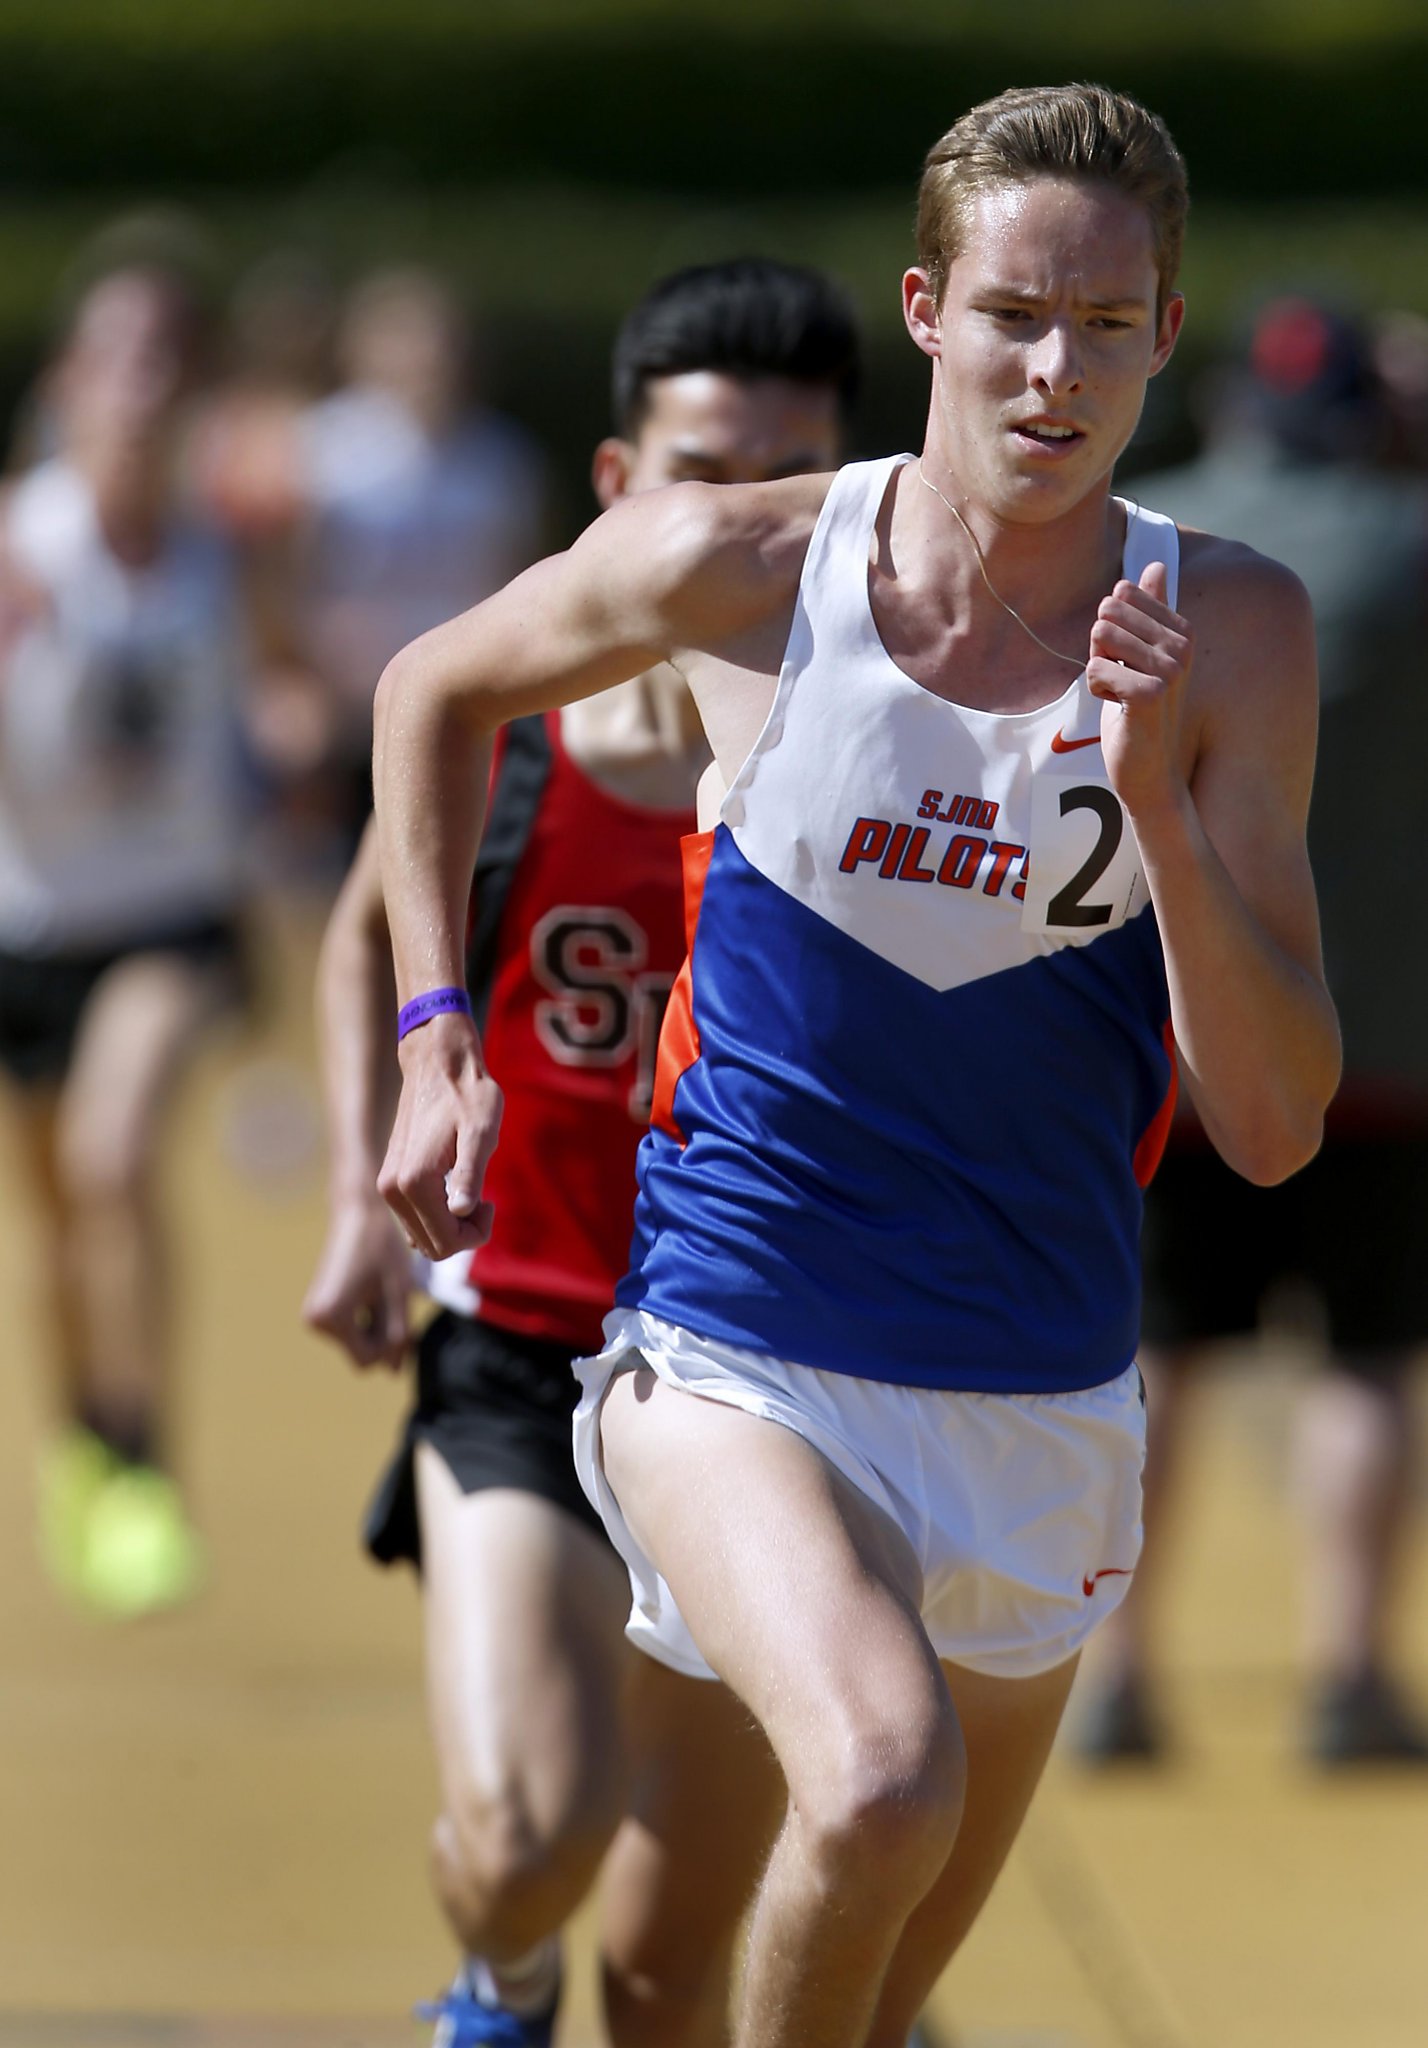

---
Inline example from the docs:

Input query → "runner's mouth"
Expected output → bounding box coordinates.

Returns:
[1010,419,1085,455]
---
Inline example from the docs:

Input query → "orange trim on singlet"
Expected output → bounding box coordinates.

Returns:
[1133,1018,1179,1187]
[650,829,715,1146]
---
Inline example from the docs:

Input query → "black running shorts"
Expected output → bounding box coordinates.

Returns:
[363,1310,607,1569]
[0,914,247,1089]
[1140,1128,1428,1360]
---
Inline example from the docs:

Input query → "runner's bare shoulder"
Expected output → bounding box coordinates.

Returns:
[1174,524,1317,744]
[575,472,835,659]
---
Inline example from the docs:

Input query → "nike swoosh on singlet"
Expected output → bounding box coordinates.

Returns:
[1050,729,1102,754]
[1082,1567,1134,1596]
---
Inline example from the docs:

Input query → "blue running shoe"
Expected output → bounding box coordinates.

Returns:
[416,1962,560,2048]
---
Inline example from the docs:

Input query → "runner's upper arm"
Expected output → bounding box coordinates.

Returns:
[1186,546,1326,983]
[376,484,737,734]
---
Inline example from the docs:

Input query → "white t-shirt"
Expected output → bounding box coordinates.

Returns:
[0,460,250,953]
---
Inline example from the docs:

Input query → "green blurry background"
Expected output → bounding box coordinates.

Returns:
[0,0,1424,503]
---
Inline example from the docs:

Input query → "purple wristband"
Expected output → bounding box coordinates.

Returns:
[397,985,474,1042]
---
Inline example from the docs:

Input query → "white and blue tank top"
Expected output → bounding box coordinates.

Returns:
[617,453,1180,1394]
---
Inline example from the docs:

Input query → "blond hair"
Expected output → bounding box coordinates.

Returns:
[917,83,1188,319]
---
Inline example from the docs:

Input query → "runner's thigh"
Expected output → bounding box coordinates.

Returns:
[872,1654,1080,2044]
[602,1653,782,1985]
[60,950,229,1174]
[417,1443,630,1814]
[598,1365,947,1768]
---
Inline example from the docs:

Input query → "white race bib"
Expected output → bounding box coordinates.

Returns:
[1020,768,1145,940]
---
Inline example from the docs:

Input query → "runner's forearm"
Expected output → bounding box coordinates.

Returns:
[372,639,495,1012]
[314,840,400,1201]
[1134,789,1340,1183]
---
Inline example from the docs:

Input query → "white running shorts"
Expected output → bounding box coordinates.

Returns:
[572,1307,1146,1683]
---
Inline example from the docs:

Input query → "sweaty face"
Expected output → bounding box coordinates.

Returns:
[921,177,1180,521]
[622,371,844,492]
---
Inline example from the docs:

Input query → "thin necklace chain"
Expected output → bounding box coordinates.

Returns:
[915,460,1084,670]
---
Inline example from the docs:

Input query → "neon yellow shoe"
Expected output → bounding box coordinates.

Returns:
[79,1464,206,1617]
[37,1428,121,1599]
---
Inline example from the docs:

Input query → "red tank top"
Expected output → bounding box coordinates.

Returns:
[454,710,695,1350]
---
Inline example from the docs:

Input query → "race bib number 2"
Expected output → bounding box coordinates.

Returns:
[1020,772,1145,939]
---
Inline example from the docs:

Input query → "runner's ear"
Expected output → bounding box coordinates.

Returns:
[592,438,634,509]
[902,268,942,361]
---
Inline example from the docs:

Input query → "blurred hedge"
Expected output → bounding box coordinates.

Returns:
[0,4,1422,504]
[2,182,1425,514]
[0,4,1424,201]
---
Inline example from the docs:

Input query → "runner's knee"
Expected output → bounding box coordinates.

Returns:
[56,1095,152,1209]
[434,1772,616,1945]
[56,1131,150,1211]
[790,1696,966,1904]
[603,1950,731,2048]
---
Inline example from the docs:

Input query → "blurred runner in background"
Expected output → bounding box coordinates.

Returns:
[0,255,255,1617]
[305,258,861,2048]
[294,267,549,862]
[191,248,341,874]
[1080,296,1428,1766]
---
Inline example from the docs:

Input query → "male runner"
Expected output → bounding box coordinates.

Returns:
[0,258,251,1616]
[371,86,1341,2048]
[304,259,859,2047]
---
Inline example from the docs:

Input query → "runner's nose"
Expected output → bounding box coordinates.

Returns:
[1028,319,1084,400]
